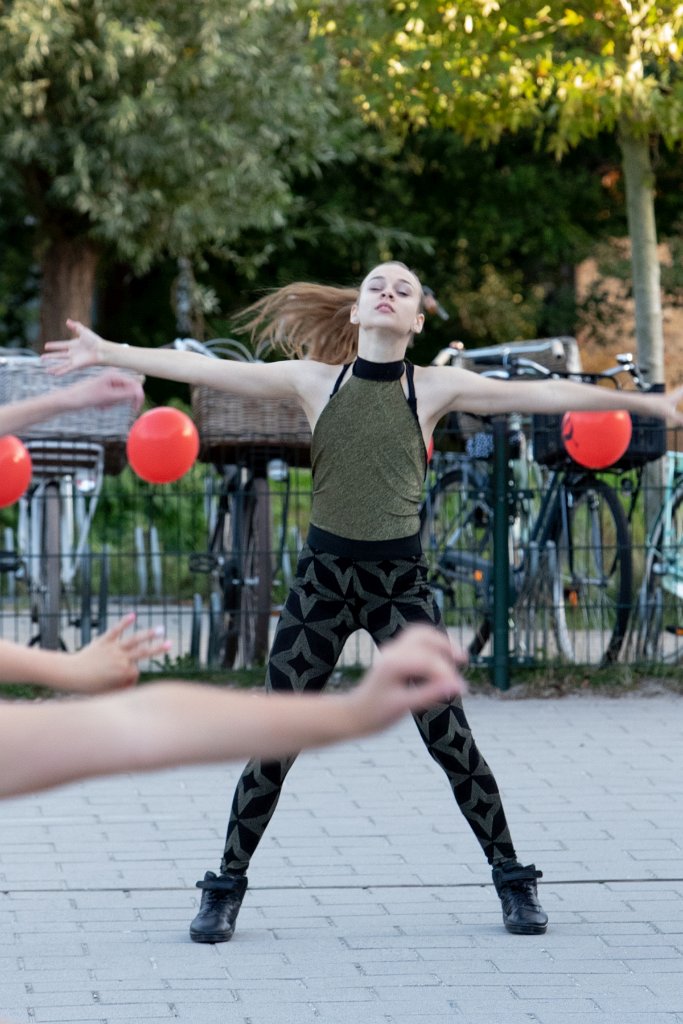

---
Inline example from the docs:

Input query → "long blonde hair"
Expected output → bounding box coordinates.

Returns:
[236,263,423,364]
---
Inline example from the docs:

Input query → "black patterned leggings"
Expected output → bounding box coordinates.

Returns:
[220,544,516,874]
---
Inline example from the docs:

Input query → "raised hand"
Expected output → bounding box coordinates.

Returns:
[60,369,144,413]
[346,625,467,733]
[42,319,106,375]
[66,613,172,693]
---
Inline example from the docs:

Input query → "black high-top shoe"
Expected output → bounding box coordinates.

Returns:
[492,860,548,935]
[189,870,248,944]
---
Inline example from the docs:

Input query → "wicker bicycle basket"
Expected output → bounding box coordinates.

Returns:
[0,356,142,473]
[191,383,311,467]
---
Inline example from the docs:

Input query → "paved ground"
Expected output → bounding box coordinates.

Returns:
[2,691,683,1024]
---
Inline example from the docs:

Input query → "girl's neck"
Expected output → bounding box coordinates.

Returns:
[356,331,408,364]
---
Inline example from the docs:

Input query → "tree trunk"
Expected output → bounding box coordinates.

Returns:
[38,236,100,350]
[619,131,665,534]
[618,131,665,385]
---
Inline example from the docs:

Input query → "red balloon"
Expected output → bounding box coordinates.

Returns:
[127,407,199,483]
[561,410,632,470]
[426,436,435,463]
[0,435,32,507]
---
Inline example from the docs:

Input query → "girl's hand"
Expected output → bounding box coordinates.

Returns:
[60,370,144,413]
[66,614,173,694]
[42,319,106,375]
[659,383,683,425]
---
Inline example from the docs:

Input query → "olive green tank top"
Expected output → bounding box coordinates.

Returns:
[310,359,426,542]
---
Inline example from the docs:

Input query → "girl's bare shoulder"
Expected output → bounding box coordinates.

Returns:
[290,357,347,389]
[412,362,470,390]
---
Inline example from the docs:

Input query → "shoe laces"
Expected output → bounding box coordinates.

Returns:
[500,877,540,910]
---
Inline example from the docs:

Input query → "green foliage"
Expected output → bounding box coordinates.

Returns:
[193,127,623,351]
[94,460,208,596]
[320,1,683,153]
[0,0,357,270]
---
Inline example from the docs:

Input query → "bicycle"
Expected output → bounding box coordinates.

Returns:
[0,353,140,650]
[190,462,272,669]
[177,337,310,669]
[634,449,683,664]
[0,441,108,650]
[421,339,662,667]
[18,441,109,650]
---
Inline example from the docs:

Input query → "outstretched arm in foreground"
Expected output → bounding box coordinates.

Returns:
[0,625,466,798]
[0,369,143,436]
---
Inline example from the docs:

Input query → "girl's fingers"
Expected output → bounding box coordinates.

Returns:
[121,628,171,661]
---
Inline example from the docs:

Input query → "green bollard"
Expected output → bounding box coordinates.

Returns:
[491,417,511,691]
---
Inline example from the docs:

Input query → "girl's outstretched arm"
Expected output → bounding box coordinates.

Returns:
[43,320,311,401]
[418,365,683,434]
[0,625,466,797]
[0,369,143,435]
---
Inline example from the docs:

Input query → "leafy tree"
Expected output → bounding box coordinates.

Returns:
[0,0,353,346]
[320,0,683,383]
[96,124,631,377]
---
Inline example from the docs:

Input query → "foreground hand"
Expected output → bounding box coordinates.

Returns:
[348,625,467,733]
[42,319,105,375]
[60,370,144,413]
[67,614,173,694]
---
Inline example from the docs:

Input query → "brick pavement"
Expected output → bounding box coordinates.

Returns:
[2,692,683,1023]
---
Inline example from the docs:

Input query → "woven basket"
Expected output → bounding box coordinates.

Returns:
[191,383,311,466]
[0,356,142,473]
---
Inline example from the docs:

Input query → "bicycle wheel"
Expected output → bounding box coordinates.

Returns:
[636,480,683,665]
[420,467,494,656]
[37,481,62,650]
[224,476,272,668]
[551,477,632,665]
[510,535,572,664]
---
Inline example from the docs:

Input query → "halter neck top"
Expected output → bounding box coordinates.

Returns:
[309,359,426,543]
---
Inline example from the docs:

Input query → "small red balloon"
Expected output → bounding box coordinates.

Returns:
[127,407,199,483]
[426,436,435,463]
[561,410,632,470]
[0,435,32,507]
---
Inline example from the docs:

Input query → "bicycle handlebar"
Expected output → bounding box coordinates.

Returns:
[172,337,260,362]
[433,340,651,392]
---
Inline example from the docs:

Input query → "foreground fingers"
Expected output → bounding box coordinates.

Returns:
[120,627,172,663]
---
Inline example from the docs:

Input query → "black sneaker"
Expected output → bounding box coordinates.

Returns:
[189,870,248,944]
[492,860,548,935]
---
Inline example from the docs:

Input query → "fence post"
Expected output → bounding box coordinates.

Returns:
[491,417,511,691]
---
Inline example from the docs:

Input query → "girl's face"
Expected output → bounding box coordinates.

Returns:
[352,263,424,338]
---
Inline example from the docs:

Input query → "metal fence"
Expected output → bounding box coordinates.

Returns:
[0,423,681,686]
